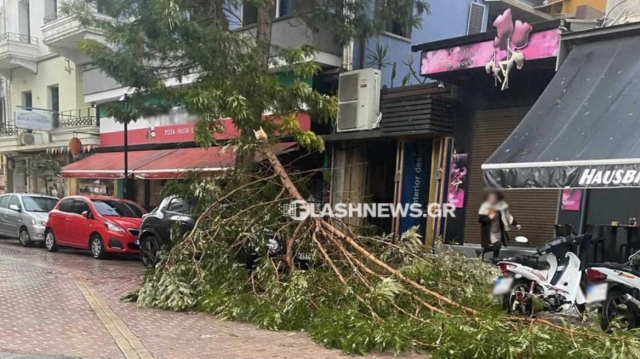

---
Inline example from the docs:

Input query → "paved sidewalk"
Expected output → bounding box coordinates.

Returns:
[0,240,421,359]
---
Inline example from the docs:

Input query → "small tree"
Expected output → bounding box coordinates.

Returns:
[23,154,62,196]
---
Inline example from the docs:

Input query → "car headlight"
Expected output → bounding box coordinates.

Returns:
[31,217,46,226]
[104,222,124,232]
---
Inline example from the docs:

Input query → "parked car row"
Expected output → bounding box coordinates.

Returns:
[0,193,180,265]
[1,192,308,271]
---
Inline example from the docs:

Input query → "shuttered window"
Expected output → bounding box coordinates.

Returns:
[463,108,559,246]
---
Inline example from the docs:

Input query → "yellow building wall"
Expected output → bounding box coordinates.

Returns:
[10,56,88,112]
[563,0,607,13]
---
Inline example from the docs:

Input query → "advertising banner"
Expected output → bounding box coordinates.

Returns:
[398,141,432,235]
[448,153,468,209]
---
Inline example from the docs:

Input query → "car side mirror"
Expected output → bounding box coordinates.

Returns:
[9,204,21,212]
[82,210,93,219]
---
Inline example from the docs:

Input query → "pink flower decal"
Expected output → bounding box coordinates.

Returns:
[493,9,514,51]
[486,9,532,90]
[512,20,533,49]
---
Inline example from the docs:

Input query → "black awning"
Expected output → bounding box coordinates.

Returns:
[483,35,640,189]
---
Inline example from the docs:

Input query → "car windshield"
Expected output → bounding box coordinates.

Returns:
[22,196,58,212]
[91,200,142,218]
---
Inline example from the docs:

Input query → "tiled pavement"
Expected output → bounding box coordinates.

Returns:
[0,240,423,359]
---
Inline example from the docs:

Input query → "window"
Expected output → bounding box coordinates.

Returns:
[385,19,411,38]
[0,97,5,127]
[380,0,412,39]
[22,91,32,110]
[22,196,58,212]
[71,199,89,215]
[242,1,258,26]
[18,0,30,41]
[45,0,57,19]
[121,202,144,218]
[0,195,10,209]
[166,198,185,213]
[91,199,142,218]
[58,198,73,213]
[9,196,21,210]
[49,85,59,127]
[277,0,293,17]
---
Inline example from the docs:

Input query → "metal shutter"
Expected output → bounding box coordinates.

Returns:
[467,2,485,35]
[463,108,559,246]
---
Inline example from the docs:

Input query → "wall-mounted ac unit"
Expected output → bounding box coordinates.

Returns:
[21,133,47,146]
[336,69,381,133]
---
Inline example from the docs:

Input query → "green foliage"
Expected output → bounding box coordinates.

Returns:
[63,0,427,152]
[366,41,392,70]
[22,154,63,196]
[133,173,640,358]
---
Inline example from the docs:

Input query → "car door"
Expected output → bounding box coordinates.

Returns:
[68,199,91,248]
[0,195,11,236]
[4,195,23,237]
[162,197,193,243]
[49,198,74,244]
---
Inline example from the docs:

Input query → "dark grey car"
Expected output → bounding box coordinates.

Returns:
[0,194,59,247]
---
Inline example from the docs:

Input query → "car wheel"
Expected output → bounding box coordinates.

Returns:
[90,234,106,259]
[19,227,32,247]
[45,229,58,252]
[140,236,160,268]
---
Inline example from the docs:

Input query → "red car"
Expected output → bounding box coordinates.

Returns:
[45,196,147,259]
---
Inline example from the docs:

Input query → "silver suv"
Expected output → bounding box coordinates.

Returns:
[0,193,59,247]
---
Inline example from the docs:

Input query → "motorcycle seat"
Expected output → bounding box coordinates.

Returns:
[505,255,550,271]
[597,262,640,277]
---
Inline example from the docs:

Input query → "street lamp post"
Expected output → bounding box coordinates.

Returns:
[124,120,129,200]
[120,94,130,200]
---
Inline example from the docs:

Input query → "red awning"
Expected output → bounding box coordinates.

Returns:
[61,149,176,179]
[62,143,298,180]
[134,143,297,180]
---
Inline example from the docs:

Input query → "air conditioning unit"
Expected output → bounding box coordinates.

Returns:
[336,69,381,133]
[21,133,47,146]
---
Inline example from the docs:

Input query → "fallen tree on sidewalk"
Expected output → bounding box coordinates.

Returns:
[130,137,640,358]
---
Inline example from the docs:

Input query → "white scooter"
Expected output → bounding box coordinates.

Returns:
[493,235,587,316]
[585,250,640,331]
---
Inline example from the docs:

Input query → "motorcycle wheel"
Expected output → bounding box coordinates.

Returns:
[600,290,636,332]
[503,279,537,317]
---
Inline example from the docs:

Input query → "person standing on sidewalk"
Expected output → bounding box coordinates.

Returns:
[476,191,521,259]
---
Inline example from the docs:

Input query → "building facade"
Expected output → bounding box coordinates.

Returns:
[0,0,99,196]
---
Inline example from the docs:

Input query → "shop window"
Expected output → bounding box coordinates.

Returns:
[78,179,114,196]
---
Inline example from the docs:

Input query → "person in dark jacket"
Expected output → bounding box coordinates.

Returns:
[476,191,521,259]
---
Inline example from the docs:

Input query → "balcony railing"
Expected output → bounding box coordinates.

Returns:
[0,32,38,45]
[58,107,98,128]
[0,124,18,138]
[43,1,106,25]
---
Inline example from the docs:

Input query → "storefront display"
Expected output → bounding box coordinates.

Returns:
[78,179,114,196]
